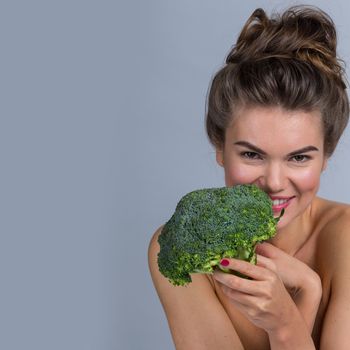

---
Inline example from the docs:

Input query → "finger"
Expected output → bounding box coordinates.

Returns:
[218,281,257,307]
[219,258,270,281]
[213,269,259,295]
[256,254,277,273]
[255,242,278,258]
[217,281,264,315]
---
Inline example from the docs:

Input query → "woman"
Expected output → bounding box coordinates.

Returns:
[148,5,350,349]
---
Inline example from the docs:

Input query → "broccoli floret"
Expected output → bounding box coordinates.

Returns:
[157,184,283,286]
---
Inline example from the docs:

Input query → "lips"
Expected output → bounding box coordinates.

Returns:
[269,196,294,212]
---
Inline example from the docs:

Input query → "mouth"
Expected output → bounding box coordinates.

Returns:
[269,196,295,212]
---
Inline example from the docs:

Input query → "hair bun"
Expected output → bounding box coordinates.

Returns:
[226,6,345,85]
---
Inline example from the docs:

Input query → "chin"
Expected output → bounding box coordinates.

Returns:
[274,212,290,231]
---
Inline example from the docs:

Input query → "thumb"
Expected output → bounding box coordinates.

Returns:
[255,242,278,258]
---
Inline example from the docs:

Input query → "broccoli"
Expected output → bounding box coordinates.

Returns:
[157,184,284,286]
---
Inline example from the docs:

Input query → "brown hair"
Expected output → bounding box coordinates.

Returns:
[206,5,349,157]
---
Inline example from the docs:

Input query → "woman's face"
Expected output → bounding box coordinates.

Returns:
[216,106,328,230]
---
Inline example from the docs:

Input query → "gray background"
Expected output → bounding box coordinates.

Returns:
[2,0,350,349]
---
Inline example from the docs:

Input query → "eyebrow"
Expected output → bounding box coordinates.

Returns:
[234,141,319,156]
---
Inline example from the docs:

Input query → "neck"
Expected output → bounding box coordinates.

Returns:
[268,203,314,256]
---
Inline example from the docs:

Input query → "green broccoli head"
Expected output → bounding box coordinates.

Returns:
[157,184,283,286]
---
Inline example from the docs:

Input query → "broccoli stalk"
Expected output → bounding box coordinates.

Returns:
[157,184,284,286]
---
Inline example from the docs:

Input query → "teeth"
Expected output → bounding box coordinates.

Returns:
[272,199,289,206]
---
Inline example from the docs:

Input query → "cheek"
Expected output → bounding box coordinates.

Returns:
[224,163,260,187]
[295,167,321,193]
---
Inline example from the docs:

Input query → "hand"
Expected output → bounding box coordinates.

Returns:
[213,257,296,333]
[255,242,322,332]
[255,243,322,296]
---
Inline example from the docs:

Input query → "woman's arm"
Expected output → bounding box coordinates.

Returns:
[291,270,322,332]
[148,227,244,350]
[268,306,316,350]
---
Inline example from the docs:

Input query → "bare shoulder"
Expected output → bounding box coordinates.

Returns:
[148,225,163,264]
[315,198,350,349]
[316,198,350,269]
[147,225,244,350]
[148,224,219,309]
[148,225,165,288]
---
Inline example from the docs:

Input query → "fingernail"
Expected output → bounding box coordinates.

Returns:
[220,259,230,267]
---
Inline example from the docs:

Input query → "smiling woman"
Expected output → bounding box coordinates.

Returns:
[148,5,350,350]
[216,106,327,231]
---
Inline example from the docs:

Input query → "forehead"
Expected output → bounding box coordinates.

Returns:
[227,106,324,149]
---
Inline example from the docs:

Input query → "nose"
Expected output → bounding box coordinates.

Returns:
[257,161,286,193]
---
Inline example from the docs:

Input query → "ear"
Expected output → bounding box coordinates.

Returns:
[216,148,224,167]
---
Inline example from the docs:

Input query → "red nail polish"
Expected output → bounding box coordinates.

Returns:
[220,259,230,267]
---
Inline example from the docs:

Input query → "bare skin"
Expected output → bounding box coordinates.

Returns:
[148,106,350,349]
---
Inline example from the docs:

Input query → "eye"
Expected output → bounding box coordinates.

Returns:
[290,154,311,163]
[241,151,262,160]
